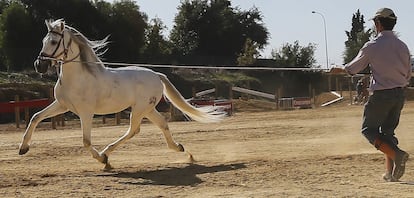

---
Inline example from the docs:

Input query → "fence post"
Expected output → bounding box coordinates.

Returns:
[24,97,29,128]
[14,95,20,128]
[49,88,57,129]
[229,84,233,100]
[275,88,282,110]
[328,74,332,91]
[192,86,196,98]
[169,103,177,121]
[115,112,121,125]
[308,84,312,98]
[245,81,250,100]
[57,115,64,127]
[349,77,353,105]
[312,89,316,108]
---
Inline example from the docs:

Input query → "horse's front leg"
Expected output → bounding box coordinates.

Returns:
[80,114,110,169]
[19,100,68,155]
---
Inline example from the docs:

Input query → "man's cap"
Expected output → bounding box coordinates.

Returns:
[371,8,397,20]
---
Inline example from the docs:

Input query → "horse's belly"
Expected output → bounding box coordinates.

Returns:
[94,96,134,115]
[94,89,162,115]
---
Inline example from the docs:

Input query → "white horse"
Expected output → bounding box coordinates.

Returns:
[19,19,224,170]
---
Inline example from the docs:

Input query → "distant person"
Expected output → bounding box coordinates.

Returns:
[355,79,364,103]
[355,77,369,104]
[331,8,411,181]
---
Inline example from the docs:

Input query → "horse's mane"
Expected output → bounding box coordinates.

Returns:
[47,19,109,74]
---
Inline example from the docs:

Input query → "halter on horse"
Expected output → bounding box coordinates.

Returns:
[19,19,224,170]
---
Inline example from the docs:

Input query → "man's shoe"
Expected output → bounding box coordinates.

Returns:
[382,172,397,182]
[392,151,409,180]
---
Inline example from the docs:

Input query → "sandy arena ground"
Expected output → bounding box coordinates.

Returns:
[1,100,414,197]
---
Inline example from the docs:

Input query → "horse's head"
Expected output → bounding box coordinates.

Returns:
[35,19,70,74]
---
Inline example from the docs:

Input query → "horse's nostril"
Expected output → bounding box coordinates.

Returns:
[34,59,50,74]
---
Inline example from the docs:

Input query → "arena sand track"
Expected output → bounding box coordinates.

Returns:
[1,101,414,197]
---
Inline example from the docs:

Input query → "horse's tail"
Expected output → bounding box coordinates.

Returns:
[157,73,225,123]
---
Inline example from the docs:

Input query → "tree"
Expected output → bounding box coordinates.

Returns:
[19,0,147,64]
[237,38,259,66]
[0,0,8,13]
[236,7,268,50]
[0,1,37,71]
[170,0,204,57]
[271,41,316,68]
[343,9,373,64]
[0,0,9,71]
[21,0,109,39]
[170,0,268,64]
[141,17,172,63]
[104,0,147,63]
[13,0,111,71]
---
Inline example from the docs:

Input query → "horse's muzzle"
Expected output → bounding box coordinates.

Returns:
[34,58,51,74]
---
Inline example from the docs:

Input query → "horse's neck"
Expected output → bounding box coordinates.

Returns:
[59,47,105,85]
[62,44,106,78]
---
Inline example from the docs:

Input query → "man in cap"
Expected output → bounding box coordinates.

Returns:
[331,8,411,181]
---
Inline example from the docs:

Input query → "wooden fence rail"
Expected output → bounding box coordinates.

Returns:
[0,96,54,128]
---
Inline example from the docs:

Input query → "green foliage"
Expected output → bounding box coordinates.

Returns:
[237,38,259,66]
[170,0,268,63]
[0,0,149,71]
[141,17,172,63]
[0,0,270,71]
[169,0,204,56]
[105,0,147,62]
[271,41,316,68]
[343,9,373,64]
[0,1,37,71]
[176,69,259,87]
[0,0,8,13]
[212,71,259,85]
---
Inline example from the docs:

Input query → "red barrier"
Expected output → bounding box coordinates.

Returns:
[293,97,312,109]
[0,99,51,113]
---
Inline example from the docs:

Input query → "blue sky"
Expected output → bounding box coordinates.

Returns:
[107,0,414,68]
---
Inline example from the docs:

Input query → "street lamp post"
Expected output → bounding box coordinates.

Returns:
[312,11,329,70]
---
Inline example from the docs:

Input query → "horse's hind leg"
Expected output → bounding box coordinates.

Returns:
[145,109,184,152]
[99,111,143,169]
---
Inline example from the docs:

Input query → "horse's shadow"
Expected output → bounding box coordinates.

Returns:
[97,162,246,186]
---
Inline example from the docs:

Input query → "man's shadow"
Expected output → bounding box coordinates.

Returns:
[97,163,246,186]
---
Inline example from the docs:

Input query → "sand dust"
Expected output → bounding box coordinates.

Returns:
[1,100,414,197]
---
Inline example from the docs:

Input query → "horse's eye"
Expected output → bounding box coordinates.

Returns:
[51,40,58,45]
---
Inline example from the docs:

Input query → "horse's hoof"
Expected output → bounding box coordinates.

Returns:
[187,151,196,163]
[102,153,109,164]
[177,143,185,152]
[103,163,113,171]
[19,145,29,155]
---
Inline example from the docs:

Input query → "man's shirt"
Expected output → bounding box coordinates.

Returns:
[345,31,411,91]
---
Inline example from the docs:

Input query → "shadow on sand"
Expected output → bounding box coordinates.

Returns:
[97,163,246,186]
[399,181,414,185]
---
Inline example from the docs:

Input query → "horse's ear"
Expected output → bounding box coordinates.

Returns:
[45,20,52,31]
[59,21,65,32]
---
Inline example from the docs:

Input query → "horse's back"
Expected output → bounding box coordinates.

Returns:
[106,65,163,91]
[86,66,164,114]
[107,66,160,84]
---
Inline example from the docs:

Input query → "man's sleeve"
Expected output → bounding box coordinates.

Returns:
[345,43,371,75]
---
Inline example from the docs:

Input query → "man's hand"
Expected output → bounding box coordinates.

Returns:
[330,67,347,75]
